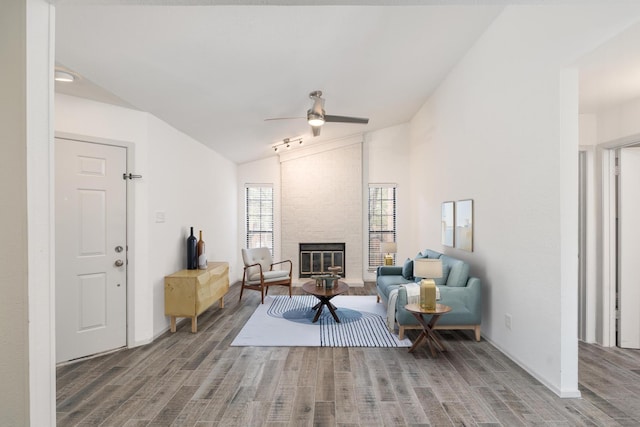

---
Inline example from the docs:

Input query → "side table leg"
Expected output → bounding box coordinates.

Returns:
[191,316,197,333]
[170,316,176,333]
[408,331,426,353]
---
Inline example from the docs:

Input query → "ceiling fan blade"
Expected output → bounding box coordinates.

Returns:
[324,115,369,124]
[311,125,321,137]
[264,117,305,121]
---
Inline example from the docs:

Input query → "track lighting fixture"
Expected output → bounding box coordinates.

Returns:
[272,137,303,152]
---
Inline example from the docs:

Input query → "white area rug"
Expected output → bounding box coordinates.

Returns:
[231,295,412,348]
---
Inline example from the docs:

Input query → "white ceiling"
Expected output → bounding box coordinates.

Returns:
[54,4,640,163]
[54,4,504,164]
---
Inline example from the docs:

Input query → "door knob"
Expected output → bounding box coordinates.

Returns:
[115,259,124,267]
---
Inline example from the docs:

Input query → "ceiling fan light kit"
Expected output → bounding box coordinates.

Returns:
[307,111,325,127]
[265,90,370,137]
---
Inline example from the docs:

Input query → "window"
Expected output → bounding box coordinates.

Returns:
[368,184,397,268]
[245,185,274,252]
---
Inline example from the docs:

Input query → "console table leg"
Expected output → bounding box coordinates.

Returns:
[191,317,197,333]
[170,316,176,333]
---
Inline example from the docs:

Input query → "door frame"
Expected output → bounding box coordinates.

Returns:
[55,132,137,350]
[599,133,640,347]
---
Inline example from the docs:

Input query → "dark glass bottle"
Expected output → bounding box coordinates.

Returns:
[187,227,198,270]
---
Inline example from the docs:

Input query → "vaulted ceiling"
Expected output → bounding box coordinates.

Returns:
[54,3,640,163]
[54,4,504,163]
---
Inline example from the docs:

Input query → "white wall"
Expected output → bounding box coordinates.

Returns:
[597,96,640,143]
[408,4,640,397]
[237,128,414,283]
[237,156,281,281]
[55,94,238,340]
[363,123,412,280]
[0,1,55,424]
[280,137,363,282]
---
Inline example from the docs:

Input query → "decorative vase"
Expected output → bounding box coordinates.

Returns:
[197,230,207,269]
[186,227,198,270]
[420,279,436,311]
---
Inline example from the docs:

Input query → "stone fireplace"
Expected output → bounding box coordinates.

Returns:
[299,243,345,278]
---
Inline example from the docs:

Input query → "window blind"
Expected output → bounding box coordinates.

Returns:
[245,185,274,254]
[368,184,397,268]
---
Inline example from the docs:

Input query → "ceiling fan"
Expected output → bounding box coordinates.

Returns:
[265,90,369,136]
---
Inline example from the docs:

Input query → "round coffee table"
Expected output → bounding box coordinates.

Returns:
[404,303,452,357]
[302,280,349,323]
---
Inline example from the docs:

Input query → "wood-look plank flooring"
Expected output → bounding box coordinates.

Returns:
[57,282,640,426]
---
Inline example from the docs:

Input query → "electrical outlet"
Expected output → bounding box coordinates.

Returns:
[505,313,512,331]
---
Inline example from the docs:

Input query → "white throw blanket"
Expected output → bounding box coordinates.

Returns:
[386,283,421,332]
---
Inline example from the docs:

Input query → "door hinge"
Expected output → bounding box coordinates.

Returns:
[123,173,143,180]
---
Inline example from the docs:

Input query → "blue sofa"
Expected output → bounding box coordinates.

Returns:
[376,249,481,341]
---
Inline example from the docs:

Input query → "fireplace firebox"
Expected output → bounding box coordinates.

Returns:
[299,243,345,278]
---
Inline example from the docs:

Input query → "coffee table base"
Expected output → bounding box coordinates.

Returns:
[311,296,340,323]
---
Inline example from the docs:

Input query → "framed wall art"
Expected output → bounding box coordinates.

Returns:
[455,199,473,252]
[441,201,455,247]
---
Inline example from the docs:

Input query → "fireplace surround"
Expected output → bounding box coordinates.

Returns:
[299,243,345,278]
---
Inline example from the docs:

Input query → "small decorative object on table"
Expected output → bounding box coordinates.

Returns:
[414,258,442,311]
[311,266,342,289]
[186,227,198,270]
[197,230,207,269]
[380,242,397,266]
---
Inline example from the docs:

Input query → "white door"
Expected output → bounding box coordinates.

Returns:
[618,147,640,349]
[55,138,127,362]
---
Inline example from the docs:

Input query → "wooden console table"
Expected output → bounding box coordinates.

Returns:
[164,261,229,333]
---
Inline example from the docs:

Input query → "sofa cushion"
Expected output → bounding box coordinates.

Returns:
[434,264,451,286]
[422,249,443,259]
[402,258,413,280]
[441,255,469,287]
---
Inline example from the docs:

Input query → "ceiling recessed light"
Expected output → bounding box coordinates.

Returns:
[54,70,75,83]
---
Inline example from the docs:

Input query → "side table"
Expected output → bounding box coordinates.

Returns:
[404,303,452,357]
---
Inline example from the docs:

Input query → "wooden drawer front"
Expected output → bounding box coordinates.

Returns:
[195,264,229,315]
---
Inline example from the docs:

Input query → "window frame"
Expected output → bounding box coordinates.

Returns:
[245,184,274,254]
[368,183,397,270]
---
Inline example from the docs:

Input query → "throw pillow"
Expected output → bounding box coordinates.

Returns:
[402,258,413,280]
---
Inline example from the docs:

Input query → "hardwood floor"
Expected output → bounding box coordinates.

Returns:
[57,282,640,426]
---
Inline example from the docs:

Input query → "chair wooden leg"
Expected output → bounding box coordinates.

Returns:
[377,294,380,303]
[261,287,264,304]
[239,283,245,302]
[474,325,481,342]
[399,326,405,340]
[288,284,292,298]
